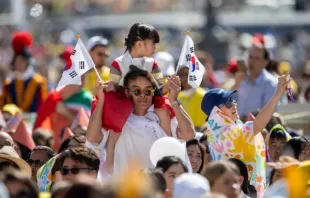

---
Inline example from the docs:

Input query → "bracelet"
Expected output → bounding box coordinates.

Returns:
[171,99,181,107]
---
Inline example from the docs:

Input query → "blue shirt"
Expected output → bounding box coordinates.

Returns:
[237,69,277,116]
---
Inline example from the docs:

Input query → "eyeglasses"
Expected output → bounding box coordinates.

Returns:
[28,159,45,167]
[129,88,154,96]
[60,167,95,175]
[218,95,237,109]
[0,162,16,171]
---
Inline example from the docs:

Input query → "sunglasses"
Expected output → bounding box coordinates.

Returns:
[28,159,45,167]
[218,95,237,109]
[0,162,17,171]
[60,167,94,175]
[129,88,154,96]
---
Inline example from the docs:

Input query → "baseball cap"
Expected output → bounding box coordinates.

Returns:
[153,51,175,77]
[87,36,109,51]
[201,88,237,119]
[173,173,210,198]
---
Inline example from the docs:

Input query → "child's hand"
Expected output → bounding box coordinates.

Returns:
[94,81,107,101]
[103,81,116,92]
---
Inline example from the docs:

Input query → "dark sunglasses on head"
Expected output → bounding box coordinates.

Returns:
[60,167,95,176]
[218,95,237,109]
[28,159,45,167]
[0,162,17,171]
[130,88,154,96]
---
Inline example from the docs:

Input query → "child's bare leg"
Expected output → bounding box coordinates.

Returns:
[155,107,172,137]
[106,131,121,174]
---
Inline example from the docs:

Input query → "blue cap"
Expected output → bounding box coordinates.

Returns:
[201,88,237,119]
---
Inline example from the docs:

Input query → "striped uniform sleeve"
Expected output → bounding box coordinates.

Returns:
[40,78,48,102]
[151,61,164,86]
[0,80,10,108]
[110,60,122,84]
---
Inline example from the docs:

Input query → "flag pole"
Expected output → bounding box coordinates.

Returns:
[76,34,103,82]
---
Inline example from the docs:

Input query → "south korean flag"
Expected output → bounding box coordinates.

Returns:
[56,38,95,91]
[177,33,205,89]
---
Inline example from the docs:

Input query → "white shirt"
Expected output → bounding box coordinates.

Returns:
[114,51,156,86]
[114,105,178,173]
[86,105,181,181]
[85,130,110,182]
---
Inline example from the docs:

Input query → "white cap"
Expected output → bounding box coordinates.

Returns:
[195,132,203,141]
[173,173,210,198]
[153,51,175,77]
[87,36,109,51]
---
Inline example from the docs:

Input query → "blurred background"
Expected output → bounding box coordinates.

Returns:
[0,0,310,133]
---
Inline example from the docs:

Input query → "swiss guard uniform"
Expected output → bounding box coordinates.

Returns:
[0,31,47,112]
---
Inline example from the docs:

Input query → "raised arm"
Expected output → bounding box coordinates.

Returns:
[86,82,106,144]
[253,73,291,135]
[168,75,195,140]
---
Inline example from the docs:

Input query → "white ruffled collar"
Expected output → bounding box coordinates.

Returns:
[10,66,35,80]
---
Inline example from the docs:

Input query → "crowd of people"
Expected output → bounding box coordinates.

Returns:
[0,22,309,198]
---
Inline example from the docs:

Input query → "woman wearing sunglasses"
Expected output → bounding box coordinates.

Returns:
[201,73,291,197]
[88,68,195,176]
[96,23,176,175]
[59,146,100,182]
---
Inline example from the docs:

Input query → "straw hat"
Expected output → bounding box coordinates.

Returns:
[0,146,31,177]
[2,104,21,116]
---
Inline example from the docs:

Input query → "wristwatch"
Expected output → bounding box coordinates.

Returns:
[171,99,181,107]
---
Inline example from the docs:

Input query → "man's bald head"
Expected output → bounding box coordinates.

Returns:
[0,132,14,147]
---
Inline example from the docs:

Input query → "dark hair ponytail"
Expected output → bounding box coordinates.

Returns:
[125,23,160,52]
